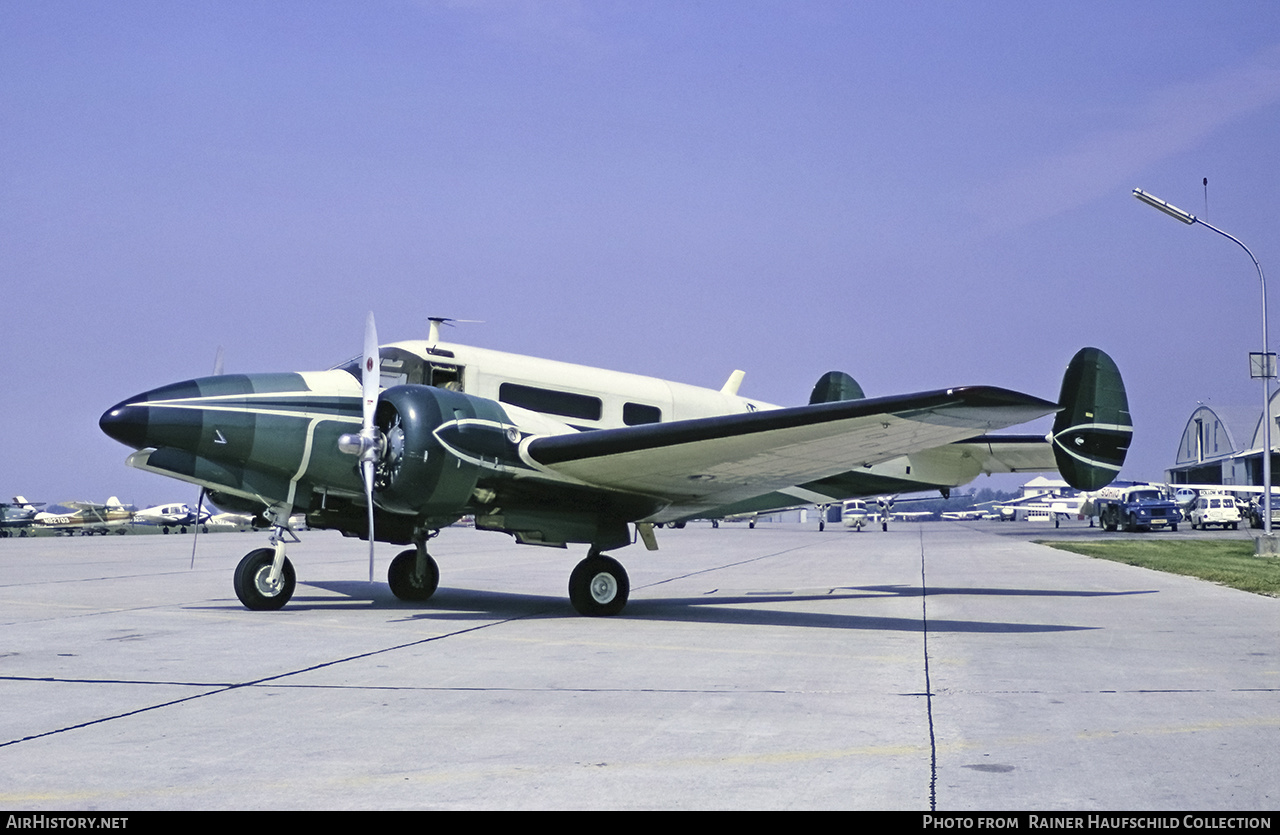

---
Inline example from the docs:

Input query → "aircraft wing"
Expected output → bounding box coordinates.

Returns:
[524,386,1056,511]
[63,500,108,511]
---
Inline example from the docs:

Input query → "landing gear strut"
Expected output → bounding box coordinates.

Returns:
[569,551,630,616]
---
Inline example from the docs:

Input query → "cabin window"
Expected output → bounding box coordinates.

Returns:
[499,383,602,421]
[623,402,662,425]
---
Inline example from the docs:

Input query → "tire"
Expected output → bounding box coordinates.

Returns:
[388,549,439,601]
[233,548,296,611]
[569,555,629,616]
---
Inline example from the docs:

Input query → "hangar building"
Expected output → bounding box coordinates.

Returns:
[1166,398,1280,486]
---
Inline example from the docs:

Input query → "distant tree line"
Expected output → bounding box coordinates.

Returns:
[893,487,1020,514]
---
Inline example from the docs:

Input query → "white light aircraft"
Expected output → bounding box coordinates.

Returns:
[100,316,1131,615]
[940,510,987,521]
[133,502,213,534]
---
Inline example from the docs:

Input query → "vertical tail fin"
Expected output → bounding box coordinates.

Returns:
[1052,348,1132,490]
[809,371,865,404]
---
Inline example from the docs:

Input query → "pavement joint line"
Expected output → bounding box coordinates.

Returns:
[636,542,823,589]
[0,609,543,749]
[919,527,939,812]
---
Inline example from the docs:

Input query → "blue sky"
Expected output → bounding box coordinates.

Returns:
[3,1,1280,506]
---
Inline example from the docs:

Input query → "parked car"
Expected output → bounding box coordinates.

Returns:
[1188,494,1241,530]
[1246,495,1280,529]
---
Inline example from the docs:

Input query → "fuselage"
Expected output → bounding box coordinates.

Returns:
[100,337,1021,544]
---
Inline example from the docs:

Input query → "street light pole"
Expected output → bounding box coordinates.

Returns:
[1133,188,1274,546]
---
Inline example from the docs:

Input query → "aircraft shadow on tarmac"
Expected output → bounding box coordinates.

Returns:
[245,580,1157,634]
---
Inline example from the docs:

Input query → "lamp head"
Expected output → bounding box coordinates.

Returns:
[1133,188,1197,224]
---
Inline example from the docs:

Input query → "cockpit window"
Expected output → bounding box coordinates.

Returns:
[335,348,464,391]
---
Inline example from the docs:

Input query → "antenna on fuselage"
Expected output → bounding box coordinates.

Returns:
[427,317,482,343]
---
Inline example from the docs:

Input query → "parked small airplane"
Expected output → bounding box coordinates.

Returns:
[34,497,135,535]
[0,497,43,537]
[841,499,873,531]
[940,509,987,521]
[133,502,212,533]
[100,315,1131,615]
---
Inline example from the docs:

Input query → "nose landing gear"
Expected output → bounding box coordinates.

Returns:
[233,508,299,611]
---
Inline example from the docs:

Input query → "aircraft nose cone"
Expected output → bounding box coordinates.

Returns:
[100,400,152,450]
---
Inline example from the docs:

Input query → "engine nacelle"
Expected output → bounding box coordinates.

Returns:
[372,385,498,520]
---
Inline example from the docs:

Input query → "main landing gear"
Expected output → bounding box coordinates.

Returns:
[388,531,440,602]
[568,550,630,616]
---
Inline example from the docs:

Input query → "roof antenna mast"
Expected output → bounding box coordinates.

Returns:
[427,317,482,343]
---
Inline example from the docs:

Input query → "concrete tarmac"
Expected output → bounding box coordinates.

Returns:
[0,520,1275,810]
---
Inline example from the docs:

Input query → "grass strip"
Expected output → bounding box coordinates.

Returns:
[1035,539,1280,597]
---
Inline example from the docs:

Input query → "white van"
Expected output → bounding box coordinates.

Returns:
[1189,493,1241,530]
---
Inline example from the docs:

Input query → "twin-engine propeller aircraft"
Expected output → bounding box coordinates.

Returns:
[100,315,1131,616]
[133,502,212,533]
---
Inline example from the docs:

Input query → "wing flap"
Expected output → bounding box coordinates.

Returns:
[946,434,1058,474]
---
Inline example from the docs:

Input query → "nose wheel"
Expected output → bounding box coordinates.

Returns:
[233,511,300,611]
[569,553,629,616]
[233,548,296,610]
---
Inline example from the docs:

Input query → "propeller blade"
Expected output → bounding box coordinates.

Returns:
[190,348,223,569]
[361,311,379,582]
[362,311,379,432]
[190,487,206,569]
[363,458,376,582]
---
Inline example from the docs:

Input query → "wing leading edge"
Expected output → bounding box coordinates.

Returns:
[523,386,1057,510]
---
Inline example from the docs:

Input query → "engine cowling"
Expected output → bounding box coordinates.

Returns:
[371,385,494,519]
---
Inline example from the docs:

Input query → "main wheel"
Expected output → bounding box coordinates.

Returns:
[233,548,296,611]
[569,555,629,616]
[388,549,439,601]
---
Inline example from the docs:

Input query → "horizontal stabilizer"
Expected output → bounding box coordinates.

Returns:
[1052,348,1131,491]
